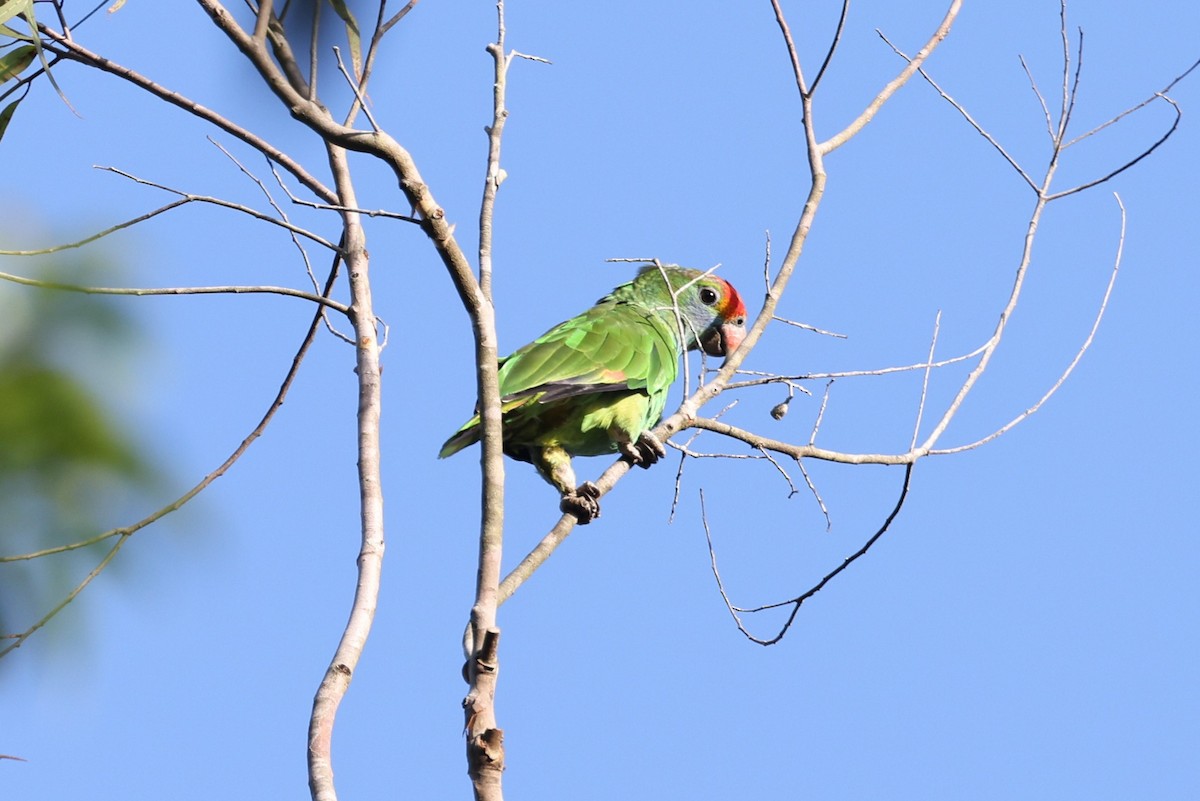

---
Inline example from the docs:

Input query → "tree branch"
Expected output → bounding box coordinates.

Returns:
[38,22,338,204]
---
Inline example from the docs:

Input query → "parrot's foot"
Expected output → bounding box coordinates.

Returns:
[620,431,666,469]
[560,481,601,524]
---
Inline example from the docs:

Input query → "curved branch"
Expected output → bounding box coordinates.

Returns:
[725,340,989,390]
[1046,94,1181,200]
[879,30,1039,193]
[94,165,343,249]
[808,0,850,96]
[707,464,914,646]
[932,193,1125,454]
[38,23,338,205]
[194,0,479,310]
[820,0,962,155]
[1064,54,1200,146]
[0,269,351,315]
[306,155,382,801]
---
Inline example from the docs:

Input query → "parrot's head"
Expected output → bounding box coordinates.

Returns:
[693,276,747,358]
[624,265,749,359]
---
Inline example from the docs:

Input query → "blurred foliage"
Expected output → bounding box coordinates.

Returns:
[0,253,156,652]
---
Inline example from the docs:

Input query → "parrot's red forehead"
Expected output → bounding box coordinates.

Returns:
[718,279,746,319]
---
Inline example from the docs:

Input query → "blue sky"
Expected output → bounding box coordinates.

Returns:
[3,1,1198,799]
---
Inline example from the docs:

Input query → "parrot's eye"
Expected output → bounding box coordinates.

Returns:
[699,287,719,306]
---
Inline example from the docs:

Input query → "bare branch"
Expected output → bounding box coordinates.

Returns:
[879,30,1039,192]
[1056,0,1071,141]
[307,146,382,801]
[821,0,962,155]
[39,24,337,204]
[1065,54,1200,146]
[796,459,831,531]
[96,165,341,249]
[252,0,273,40]
[1,535,127,657]
[464,4,517,799]
[910,311,941,450]
[1047,94,1182,200]
[808,0,850,96]
[208,138,356,343]
[268,161,419,222]
[768,0,810,99]
[771,316,848,338]
[0,197,191,255]
[1059,26,1084,142]
[379,0,421,37]
[688,416,921,465]
[194,1,485,413]
[0,268,350,314]
[757,445,799,496]
[333,44,380,132]
[1020,54,1055,140]
[726,341,989,390]
[932,193,1125,454]
[724,464,914,646]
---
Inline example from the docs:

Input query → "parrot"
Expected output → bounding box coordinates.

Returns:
[439,264,748,524]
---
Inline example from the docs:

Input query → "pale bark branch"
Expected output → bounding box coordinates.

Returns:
[38,23,337,204]
[0,268,350,314]
[879,30,1039,192]
[819,0,962,155]
[307,150,383,801]
[931,193,1125,454]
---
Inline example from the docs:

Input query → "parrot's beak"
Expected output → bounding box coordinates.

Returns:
[700,320,747,358]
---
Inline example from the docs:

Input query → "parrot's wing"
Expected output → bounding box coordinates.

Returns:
[498,303,678,402]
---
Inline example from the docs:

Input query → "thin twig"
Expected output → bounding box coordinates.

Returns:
[333,44,380,132]
[208,138,357,344]
[1047,94,1181,200]
[726,341,989,390]
[808,0,850,96]
[879,30,1038,192]
[268,161,419,222]
[0,269,351,314]
[772,316,848,338]
[38,24,337,204]
[726,465,914,646]
[932,193,1125,454]
[821,0,963,154]
[95,165,340,249]
[1020,54,1055,140]
[796,460,831,531]
[910,311,941,450]
[1064,55,1200,146]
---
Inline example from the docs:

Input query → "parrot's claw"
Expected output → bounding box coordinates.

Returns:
[561,481,601,524]
[620,431,666,469]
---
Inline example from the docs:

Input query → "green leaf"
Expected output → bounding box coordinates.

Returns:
[327,0,363,79]
[0,25,32,41]
[0,43,34,82]
[0,97,18,141]
[11,5,76,116]
[0,0,31,29]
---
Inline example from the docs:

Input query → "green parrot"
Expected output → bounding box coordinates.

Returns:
[439,264,748,524]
